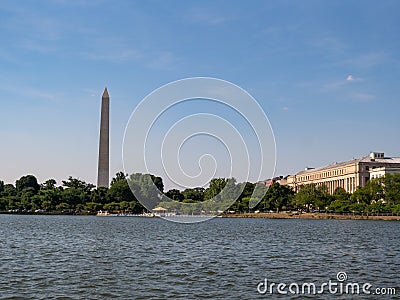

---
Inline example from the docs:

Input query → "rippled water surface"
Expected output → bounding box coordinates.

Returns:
[0,215,399,299]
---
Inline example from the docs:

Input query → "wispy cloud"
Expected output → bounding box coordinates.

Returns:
[323,75,363,90]
[346,74,363,82]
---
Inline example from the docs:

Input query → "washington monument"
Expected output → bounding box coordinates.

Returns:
[97,88,109,187]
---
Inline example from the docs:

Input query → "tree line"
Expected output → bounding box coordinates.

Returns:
[290,173,400,215]
[0,172,151,214]
[1,172,399,215]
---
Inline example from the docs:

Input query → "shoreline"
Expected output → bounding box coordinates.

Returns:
[1,211,400,221]
[222,212,400,221]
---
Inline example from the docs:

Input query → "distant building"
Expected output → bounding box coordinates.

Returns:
[369,166,400,180]
[258,176,286,187]
[286,152,400,194]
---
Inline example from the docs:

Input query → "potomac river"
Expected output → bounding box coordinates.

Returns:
[0,215,399,299]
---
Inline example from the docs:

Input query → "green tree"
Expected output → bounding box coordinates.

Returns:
[41,179,57,190]
[62,176,95,193]
[128,173,164,209]
[111,172,127,186]
[56,202,70,211]
[260,183,294,212]
[85,202,102,212]
[314,185,333,210]
[0,180,4,195]
[2,184,16,197]
[220,178,238,200]
[204,178,227,200]
[103,202,120,212]
[350,179,383,204]
[329,187,352,213]
[182,187,205,202]
[333,187,350,202]
[294,184,317,211]
[392,204,400,215]
[16,175,40,195]
[382,173,400,205]
[91,187,109,204]
[0,197,6,211]
[108,179,135,203]
[293,184,330,211]
[240,182,256,199]
[61,188,85,209]
[37,188,62,211]
[165,189,184,201]
[366,202,389,213]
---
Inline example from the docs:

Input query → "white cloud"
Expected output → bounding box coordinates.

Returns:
[346,75,362,82]
[283,106,289,111]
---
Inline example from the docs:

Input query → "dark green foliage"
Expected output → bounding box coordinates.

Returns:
[182,187,205,202]
[204,178,227,200]
[382,173,400,205]
[108,177,135,203]
[110,172,127,186]
[62,176,95,193]
[16,175,40,195]
[293,184,331,211]
[258,183,295,212]
[165,189,184,201]
[3,184,16,197]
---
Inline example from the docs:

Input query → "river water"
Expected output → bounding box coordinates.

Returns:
[0,215,398,299]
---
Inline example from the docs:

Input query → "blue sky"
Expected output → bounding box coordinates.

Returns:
[0,0,399,189]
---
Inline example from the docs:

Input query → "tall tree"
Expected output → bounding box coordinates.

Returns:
[295,184,332,211]
[2,184,16,197]
[108,179,135,203]
[91,187,110,204]
[62,176,95,193]
[382,173,400,205]
[16,175,40,195]
[182,187,205,202]
[165,189,184,201]
[204,178,227,200]
[0,180,4,195]
[128,173,164,209]
[41,179,57,190]
[350,179,383,204]
[111,172,127,186]
[261,182,295,212]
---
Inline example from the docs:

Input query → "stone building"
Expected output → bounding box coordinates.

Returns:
[287,152,400,194]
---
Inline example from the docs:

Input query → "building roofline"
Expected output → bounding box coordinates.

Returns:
[294,155,400,176]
